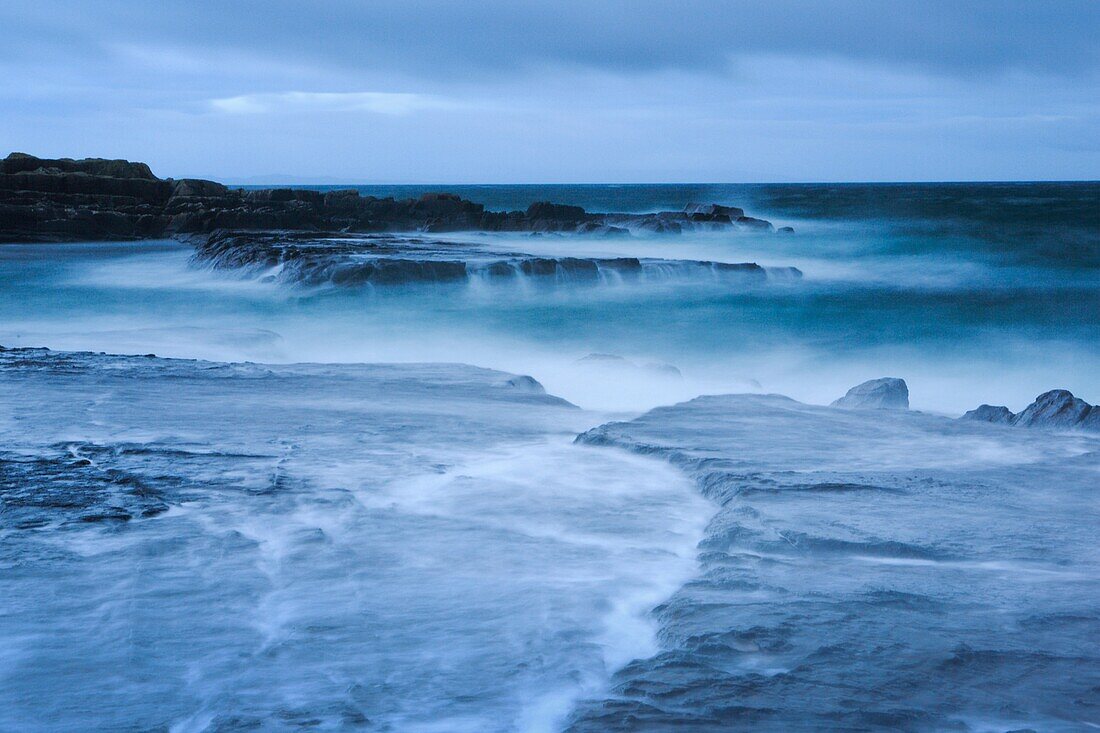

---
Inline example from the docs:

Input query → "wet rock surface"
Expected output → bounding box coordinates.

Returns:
[190,230,801,288]
[0,152,781,243]
[0,346,575,535]
[831,377,910,410]
[573,393,1100,731]
[961,404,1016,425]
[4,347,654,731]
[960,389,1099,432]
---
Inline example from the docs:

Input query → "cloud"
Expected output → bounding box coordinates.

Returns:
[209,91,446,115]
[6,0,1100,81]
[1,1,1098,181]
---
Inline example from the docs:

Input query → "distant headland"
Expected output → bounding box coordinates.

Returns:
[0,153,784,244]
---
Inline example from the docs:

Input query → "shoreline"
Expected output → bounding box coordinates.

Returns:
[1,153,780,245]
[3,344,1097,730]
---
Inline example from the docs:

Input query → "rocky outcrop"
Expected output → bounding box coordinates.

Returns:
[189,230,799,289]
[525,201,588,226]
[571,390,1098,731]
[960,404,1015,425]
[684,203,744,221]
[960,389,1099,432]
[831,378,910,410]
[1,153,158,180]
[0,152,783,243]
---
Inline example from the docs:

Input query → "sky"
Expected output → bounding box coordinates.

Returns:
[2,0,1099,183]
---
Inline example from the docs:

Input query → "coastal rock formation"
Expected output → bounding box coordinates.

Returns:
[574,353,683,379]
[830,377,910,410]
[499,375,549,394]
[960,404,1015,425]
[0,152,781,243]
[571,392,1099,730]
[190,230,800,288]
[960,389,1099,432]
[684,203,744,220]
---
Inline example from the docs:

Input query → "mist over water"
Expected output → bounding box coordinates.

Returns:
[2,182,1097,412]
[1,183,1098,732]
[0,355,709,732]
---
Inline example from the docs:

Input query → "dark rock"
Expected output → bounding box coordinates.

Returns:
[575,221,630,237]
[634,216,682,234]
[777,226,795,234]
[501,375,546,393]
[526,201,587,222]
[710,261,766,276]
[171,179,229,198]
[1,152,157,179]
[518,258,561,277]
[594,257,643,274]
[736,215,774,231]
[190,230,787,291]
[831,378,910,410]
[691,211,731,223]
[684,203,745,220]
[553,257,600,279]
[323,189,361,211]
[960,405,1015,424]
[958,389,1098,432]
[1012,390,1098,431]
[484,260,519,277]
[1,152,776,243]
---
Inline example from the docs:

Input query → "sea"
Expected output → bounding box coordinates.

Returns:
[1,183,1098,731]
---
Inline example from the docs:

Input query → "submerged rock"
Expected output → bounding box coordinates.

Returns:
[959,389,1099,432]
[633,216,682,234]
[500,375,547,393]
[643,362,683,378]
[831,378,910,410]
[574,221,630,237]
[574,353,683,380]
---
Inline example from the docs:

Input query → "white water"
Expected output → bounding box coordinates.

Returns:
[2,239,1096,414]
[0,354,711,732]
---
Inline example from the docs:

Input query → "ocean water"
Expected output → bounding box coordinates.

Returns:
[2,183,1097,412]
[1,183,1098,731]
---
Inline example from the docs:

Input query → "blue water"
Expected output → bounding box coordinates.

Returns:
[3,183,1098,411]
[1,183,1098,731]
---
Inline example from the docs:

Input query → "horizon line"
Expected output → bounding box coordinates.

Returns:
[221,178,1100,187]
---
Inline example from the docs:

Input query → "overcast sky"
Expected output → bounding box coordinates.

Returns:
[3,0,1099,182]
